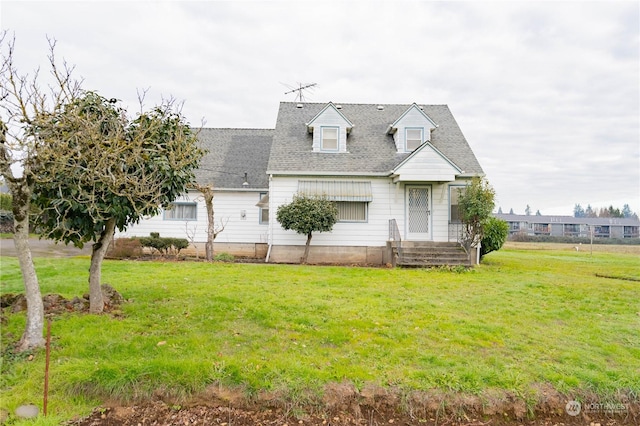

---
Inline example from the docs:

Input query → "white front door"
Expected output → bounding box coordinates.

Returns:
[406,185,431,240]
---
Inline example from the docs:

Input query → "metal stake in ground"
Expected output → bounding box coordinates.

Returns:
[44,317,52,416]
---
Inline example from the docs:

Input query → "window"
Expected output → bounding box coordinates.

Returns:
[405,128,423,151]
[258,192,269,224]
[336,201,367,222]
[449,186,465,223]
[321,127,338,151]
[564,224,580,236]
[164,202,197,221]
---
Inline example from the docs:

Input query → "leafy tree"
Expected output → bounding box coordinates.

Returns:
[573,203,585,218]
[276,195,338,264]
[480,217,508,259]
[32,92,203,313]
[1,34,82,350]
[508,208,514,214]
[457,177,496,253]
[622,204,633,218]
[535,209,541,216]
[585,204,595,217]
[497,206,503,214]
[525,204,531,216]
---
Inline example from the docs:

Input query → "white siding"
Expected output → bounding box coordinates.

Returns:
[269,176,402,247]
[116,190,269,243]
[394,145,460,182]
[118,176,470,247]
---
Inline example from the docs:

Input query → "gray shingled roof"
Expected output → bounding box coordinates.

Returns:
[194,128,273,189]
[267,102,484,176]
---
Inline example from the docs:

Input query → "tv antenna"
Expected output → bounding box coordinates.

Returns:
[283,82,317,102]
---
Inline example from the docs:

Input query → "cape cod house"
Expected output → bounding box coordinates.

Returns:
[117,102,485,265]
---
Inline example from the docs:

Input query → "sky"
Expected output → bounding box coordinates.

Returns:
[2,0,639,216]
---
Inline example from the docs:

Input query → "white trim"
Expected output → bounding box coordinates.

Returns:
[321,126,339,152]
[405,127,424,152]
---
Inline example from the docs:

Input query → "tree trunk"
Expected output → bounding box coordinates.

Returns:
[204,189,214,262]
[12,181,45,351]
[302,233,312,264]
[88,217,116,314]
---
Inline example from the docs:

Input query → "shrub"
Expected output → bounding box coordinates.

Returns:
[139,234,190,255]
[107,238,143,259]
[0,193,12,211]
[168,238,189,255]
[139,235,171,254]
[481,217,509,259]
[214,252,235,262]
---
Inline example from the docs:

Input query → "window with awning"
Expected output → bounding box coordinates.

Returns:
[298,180,372,222]
[297,180,373,202]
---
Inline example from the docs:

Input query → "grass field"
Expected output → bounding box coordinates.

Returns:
[1,244,639,423]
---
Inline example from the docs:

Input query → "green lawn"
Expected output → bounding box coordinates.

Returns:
[1,246,639,422]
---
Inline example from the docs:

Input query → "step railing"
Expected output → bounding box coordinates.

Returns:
[388,219,402,258]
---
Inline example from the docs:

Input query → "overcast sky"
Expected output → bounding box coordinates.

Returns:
[2,1,639,216]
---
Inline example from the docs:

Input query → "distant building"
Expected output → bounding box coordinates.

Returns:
[494,214,640,239]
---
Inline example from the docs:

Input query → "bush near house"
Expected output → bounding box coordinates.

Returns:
[107,237,189,259]
[480,217,509,259]
[214,252,235,262]
[106,238,143,259]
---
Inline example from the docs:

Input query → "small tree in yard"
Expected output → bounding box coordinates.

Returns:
[32,92,203,313]
[276,195,338,264]
[457,177,496,255]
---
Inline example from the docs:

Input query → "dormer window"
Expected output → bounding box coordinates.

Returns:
[306,103,353,153]
[387,104,438,154]
[405,128,424,151]
[321,127,339,151]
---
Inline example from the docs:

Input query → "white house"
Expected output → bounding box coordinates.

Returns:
[117,102,485,265]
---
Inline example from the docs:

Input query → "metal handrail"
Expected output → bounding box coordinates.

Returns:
[389,219,401,241]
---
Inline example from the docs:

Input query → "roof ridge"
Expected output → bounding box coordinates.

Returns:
[279,101,450,107]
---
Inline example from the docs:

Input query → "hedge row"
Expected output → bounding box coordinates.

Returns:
[508,234,640,245]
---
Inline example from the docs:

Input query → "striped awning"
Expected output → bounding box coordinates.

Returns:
[297,180,373,202]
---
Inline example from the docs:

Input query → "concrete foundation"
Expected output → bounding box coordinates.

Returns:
[268,245,386,265]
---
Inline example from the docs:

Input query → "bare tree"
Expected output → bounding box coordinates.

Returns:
[184,222,199,259]
[0,33,81,350]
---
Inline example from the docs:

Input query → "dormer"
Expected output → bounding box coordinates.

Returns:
[306,102,353,153]
[386,103,438,153]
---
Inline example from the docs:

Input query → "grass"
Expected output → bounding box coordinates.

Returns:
[1,244,639,423]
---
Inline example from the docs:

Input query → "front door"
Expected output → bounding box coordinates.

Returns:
[406,185,431,240]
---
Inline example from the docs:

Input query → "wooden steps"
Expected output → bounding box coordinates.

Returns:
[395,241,471,267]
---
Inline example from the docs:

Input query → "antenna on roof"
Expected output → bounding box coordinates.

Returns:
[283,82,317,102]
